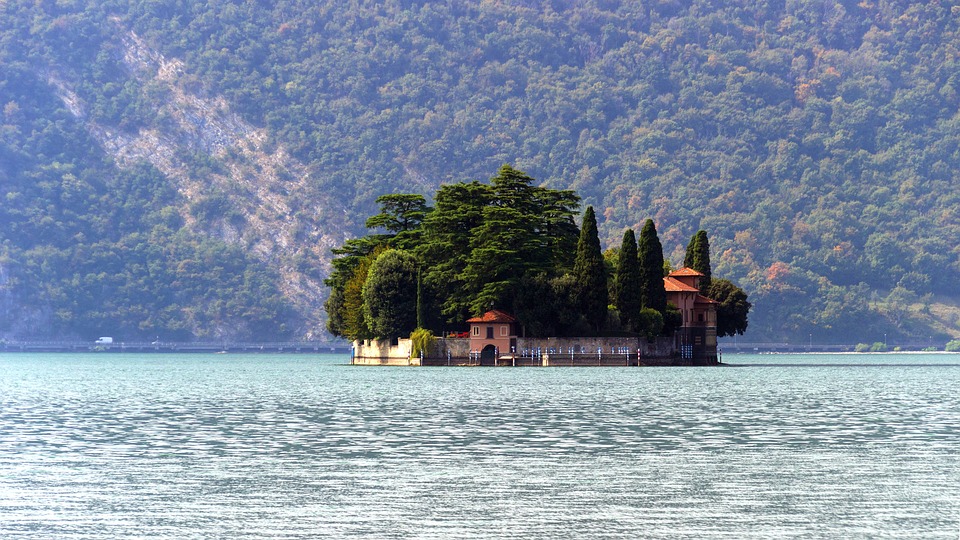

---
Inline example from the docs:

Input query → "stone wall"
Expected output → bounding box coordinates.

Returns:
[352,338,419,366]
[425,337,467,358]
[515,336,676,360]
[352,334,717,366]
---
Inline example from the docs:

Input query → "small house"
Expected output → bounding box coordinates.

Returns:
[466,310,518,361]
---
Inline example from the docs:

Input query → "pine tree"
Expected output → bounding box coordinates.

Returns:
[364,193,430,251]
[638,219,667,314]
[462,204,533,315]
[614,229,641,332]
[573,206,607,333]
[418,166,579,323]
[418,181,492,323]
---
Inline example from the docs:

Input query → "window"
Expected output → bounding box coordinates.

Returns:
[472,326,479,337]
[698,313,704,322]
[486,326,494,339]
[500,325,508,337]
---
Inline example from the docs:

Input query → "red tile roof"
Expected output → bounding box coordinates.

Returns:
[466,309,518,323]
[695,294,718,304]
[669,267,705,277]
[663,276,700,292]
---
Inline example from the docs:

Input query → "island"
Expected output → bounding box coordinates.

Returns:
[327,165,750,366]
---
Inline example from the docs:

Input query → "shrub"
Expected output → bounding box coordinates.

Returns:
[946,340,960,352]
[410,328,437,359]
[637,308,664,340]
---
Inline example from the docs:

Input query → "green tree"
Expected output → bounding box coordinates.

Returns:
[362,249,419,339]
[364,193,430,250]
[324,285,346,337]
[419,166,579,323]
[485,164,580,275]
[614,229,641,332]
[512,272,559,337]
[418,181,491,324]
[340,254,376,340]
[409,327,436,359]
[638,219,667,314]
[683,230,712,290]
[327,194,429,294]
[415,266,426,329]
[551,273,590,336]
[573,206,607,333]
[461,204,536,315]
[707,278,751,337]
[637,307,664,340]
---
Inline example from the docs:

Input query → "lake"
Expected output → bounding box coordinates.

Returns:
[0,352,958,538]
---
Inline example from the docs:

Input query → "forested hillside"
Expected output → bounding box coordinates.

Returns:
[2,0,958,344]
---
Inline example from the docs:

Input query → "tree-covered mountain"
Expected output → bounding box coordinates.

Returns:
[2,0,958,344]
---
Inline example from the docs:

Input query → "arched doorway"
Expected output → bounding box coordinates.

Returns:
[480,344,497,364]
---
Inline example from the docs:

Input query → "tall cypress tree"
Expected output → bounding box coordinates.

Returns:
[415,266,426,329]
[683,232,699,269]
[638,219,667,314]
[683,229,712,291]
[573,206,607,333]
[695,229,712,290]
[614,229,641,332]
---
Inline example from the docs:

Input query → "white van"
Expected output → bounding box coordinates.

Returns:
[94,337,114,345]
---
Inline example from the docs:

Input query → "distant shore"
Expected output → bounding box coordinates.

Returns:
[0,340,351,354]
[719,341,953,354]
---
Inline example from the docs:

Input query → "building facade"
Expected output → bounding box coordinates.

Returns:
[466,309,518,360]
[664,267,718,362]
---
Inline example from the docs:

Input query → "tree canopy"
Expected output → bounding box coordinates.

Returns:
[363,249,419,340]
[419,165,580,324]
[708,279,752,338]
[326,166,750,343]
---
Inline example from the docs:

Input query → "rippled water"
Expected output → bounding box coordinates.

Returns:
[1,353,958,538]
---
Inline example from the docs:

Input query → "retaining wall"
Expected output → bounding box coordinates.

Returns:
[354,335,715,366]
[352,338,419,366]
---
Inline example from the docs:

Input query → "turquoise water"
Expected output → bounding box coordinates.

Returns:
[0,352,958,538]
